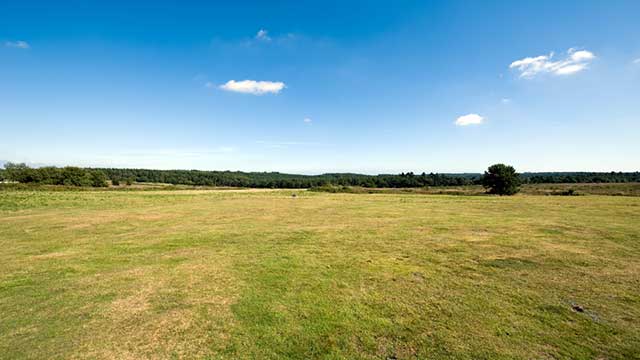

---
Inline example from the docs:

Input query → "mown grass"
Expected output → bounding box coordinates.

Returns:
[0,189,639,359]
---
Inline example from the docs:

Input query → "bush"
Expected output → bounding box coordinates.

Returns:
[551,189,579,196]
[88,170,108,187]
[481,164,521,195]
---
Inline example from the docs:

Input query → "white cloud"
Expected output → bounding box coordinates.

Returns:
[5,40,30,49]
[509,48,595,78]
[455,113,484,126]
[303,117,312,124]
[219,80,285,95]
[501,98,511,104]
[569,49,595,62]
[553,63,587,75]
[255,29,271,42]
[633,58,640,64]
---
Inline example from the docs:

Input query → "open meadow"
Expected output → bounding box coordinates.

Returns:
[1,189,639,359]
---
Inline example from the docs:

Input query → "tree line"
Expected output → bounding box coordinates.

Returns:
[520,172,640,184]
[1,162,638,188]
[96,168,479,188]
[0,163,108,187]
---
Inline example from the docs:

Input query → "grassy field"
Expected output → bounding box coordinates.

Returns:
[310,183,640,197]
[1,189,639,359]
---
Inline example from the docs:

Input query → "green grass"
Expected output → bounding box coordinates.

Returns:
[1,189,639,359]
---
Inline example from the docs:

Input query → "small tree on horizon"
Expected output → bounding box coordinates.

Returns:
[481,164,520,195]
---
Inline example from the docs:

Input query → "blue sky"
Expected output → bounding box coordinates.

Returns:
[1,1,639,173]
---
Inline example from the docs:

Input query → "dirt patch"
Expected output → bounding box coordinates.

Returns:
[31,250,78,260]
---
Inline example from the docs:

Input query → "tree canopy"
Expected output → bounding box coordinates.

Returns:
[481,164,521,195]
[2,163,638,188]
[2,163,107,187]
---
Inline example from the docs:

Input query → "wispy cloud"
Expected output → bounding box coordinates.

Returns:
[210,30,313,53]
[220,80,285,95]
[303,117,312,124]
[501,98,511,104]
[510,48,595,78]
[243,29,300,47]
[117,147,234,158]
[255,29,271,42]
[91,147,236,169]
[633,58,640,64]
[455,113,484,126]
[5,40,30,49]
[256,140,329,149]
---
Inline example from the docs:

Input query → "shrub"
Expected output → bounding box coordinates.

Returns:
[481,164,521,195]
[88,170,108,187]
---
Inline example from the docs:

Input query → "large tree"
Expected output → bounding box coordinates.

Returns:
[481,164,521,195]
